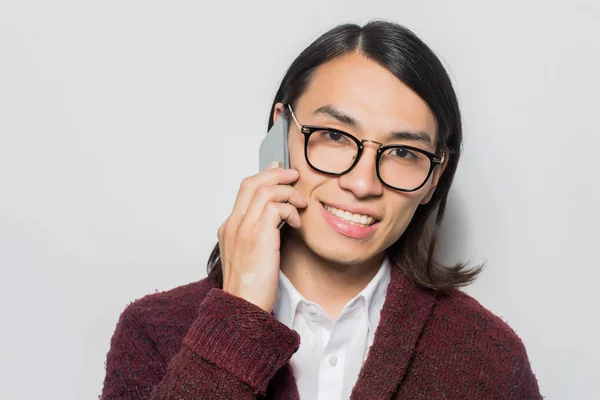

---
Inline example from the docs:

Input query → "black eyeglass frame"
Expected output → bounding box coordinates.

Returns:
[285,104,445,192]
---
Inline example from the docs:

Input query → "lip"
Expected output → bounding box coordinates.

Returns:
[320,201,381,220]
[320,202,380,239]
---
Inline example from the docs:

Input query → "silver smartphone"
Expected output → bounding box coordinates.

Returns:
[259,114,290,171]
[259,114,291,229]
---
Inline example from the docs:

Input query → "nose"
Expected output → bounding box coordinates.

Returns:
[337,141,384,199]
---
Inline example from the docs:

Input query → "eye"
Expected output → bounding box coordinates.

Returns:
[389,147,418,159]
[320,130,350,144]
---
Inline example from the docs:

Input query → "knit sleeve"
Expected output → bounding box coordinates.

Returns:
[100,288,300,399]
[509,349,543,399]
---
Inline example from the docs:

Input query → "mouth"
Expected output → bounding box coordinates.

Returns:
[320,202,379,227]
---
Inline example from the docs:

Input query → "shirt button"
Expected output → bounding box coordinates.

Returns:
[329,355,338,367]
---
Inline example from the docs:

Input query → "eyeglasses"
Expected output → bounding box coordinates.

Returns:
[286,104,445,192]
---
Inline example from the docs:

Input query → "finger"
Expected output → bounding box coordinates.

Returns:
[230,167,300,222]
[242,184,305,224]
[256,201,302,230]
[217,219,226,241]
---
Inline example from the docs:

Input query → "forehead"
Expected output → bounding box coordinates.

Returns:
[296,53,437,143]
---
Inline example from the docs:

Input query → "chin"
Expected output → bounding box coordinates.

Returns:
[301,229,383,266]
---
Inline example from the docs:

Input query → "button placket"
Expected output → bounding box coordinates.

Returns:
[318,350,345,400]
[328,355,338,366]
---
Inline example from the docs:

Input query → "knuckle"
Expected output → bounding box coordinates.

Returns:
[264,202,279,215]
[236,221,248,237]
[287,205,297,218]
[281,185,293,197]
[217,219,227,238]
[256,185,270,199]
[287,205,300,219]
[289,188,302,202]
[239,177,253,192]
[222,222,235,239]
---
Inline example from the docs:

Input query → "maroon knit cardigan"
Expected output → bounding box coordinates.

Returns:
[100,265,542,399]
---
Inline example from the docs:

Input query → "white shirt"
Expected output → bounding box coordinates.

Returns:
[273,258,391,400]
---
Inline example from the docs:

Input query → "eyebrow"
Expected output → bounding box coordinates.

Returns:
[313,105,433,146]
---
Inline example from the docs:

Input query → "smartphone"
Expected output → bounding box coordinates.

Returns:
[259,114,290,171]
[259,114,291,229]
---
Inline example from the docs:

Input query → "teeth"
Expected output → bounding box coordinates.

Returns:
[324,204,375,226]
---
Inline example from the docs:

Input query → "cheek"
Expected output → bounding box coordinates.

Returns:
[383,191,428,240]
[288,129,304,170]
[288,133,328,199]
[292,168,328,205]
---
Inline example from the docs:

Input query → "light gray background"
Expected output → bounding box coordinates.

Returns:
[1,1,599,399]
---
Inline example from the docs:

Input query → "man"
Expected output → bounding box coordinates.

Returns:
[101,21,542,399]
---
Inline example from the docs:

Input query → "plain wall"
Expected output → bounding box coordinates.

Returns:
[1,1,599,398]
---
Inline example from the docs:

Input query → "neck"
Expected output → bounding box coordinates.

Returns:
[279,230,384,319]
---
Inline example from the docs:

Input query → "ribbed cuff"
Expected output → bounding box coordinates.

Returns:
[183,288,300,395]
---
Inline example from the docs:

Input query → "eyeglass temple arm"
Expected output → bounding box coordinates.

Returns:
[286,104,303,131]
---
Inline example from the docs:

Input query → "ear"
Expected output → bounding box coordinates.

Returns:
[272,102,286,125]
[420,152,449,205]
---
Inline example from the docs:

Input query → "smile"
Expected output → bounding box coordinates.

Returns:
[322,204,376,227]
[320,202,380,239]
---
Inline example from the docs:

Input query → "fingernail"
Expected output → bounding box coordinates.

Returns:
[268,161,282,169]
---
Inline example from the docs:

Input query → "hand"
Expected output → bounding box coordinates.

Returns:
[217,162,307,313]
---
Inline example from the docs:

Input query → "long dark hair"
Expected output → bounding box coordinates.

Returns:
[207,20,482,292]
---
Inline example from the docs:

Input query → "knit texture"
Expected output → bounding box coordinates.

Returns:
[100,266,542,399]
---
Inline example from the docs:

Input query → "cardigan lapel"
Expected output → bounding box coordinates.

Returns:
[349,265,438,400]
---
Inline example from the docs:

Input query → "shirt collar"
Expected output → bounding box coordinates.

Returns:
[359,257,391,333]
[273,269,304,329]
[273,258,392,334]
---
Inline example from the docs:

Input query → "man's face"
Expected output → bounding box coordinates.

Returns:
[274,52,444,266]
